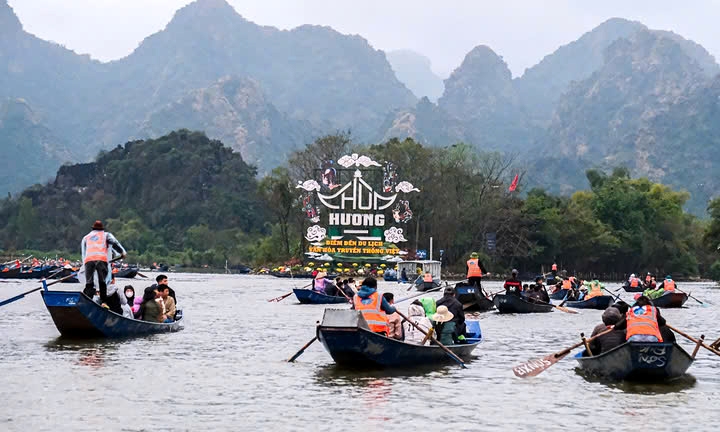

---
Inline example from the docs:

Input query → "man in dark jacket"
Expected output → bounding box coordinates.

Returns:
[435,286,466,338]
[588,307,626,356]
[503,269,523,296]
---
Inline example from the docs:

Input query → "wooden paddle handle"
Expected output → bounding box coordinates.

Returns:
[667,325,720,357]
[555,327,614,358]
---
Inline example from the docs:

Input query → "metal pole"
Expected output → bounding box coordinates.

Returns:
[430,237,433,261]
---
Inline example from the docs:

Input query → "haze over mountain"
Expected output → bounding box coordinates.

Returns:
[0,0,414,190]
[386,50,444,102]
[2,0,720,214]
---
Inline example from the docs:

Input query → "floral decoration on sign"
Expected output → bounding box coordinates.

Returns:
[384,226,408,243]
[296,179,321,192]
[337,153,382,168]
[305,225,327,242]
[395,181,420,193]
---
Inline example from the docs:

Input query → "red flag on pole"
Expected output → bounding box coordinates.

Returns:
[508,174,519,192]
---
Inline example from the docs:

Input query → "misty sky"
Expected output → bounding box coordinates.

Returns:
[7,0,720,77]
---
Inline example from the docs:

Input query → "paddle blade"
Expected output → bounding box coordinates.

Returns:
[512,352,569,378]
[555,305,578,314]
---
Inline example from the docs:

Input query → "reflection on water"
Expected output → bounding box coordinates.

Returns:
[1,276,719,431]
[574,368,698,393]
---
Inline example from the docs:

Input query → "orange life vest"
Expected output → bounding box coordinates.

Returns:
[561,279,572,289]
[664,280,675,292]
[83,230,108,264]
[626,305,663,342]
[353,292,388,334]
[629,277,640,288]
[585,282,603,299]
[423,273,433,283]
[466,259,482,278]
[551,263,557,271]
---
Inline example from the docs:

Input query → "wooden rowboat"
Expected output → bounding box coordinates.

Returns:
[549,288,568,300]
[564,295,614,310]
[455,283,494,311]
[575,342,694,381]
[41,290,182,338]
[317,309,480,368]
[293,288,349,304]
[651,292,689,308]
[493,294,554,314]
[113,267,139,278]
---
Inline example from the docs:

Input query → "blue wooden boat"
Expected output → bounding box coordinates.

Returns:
[565,295,613,310]
[575,342,694,381]
[317,309,480,368]
[493,294,554,314]
[455,282,494,311]
[41,290,182,338]
[651,292,688,308]
[549,288,568,300]
[293,288,349,304]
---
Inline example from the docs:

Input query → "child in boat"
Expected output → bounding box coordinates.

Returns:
[404,301,433,344]
[383,293,403,340]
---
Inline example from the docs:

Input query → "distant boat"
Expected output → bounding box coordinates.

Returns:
[651,292,688,308]
[41,290,182,338]
[564,295,614,310]
[293,288,349,304]
[493,294,554,314]
[575,342,694,381]
[454,282,494,312]
[113,267,139,278]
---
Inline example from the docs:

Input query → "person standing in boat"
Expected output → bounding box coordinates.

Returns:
[351,277,396,336]
[466,252,485,291]
[81,220,126,306]
[503,269,523,296]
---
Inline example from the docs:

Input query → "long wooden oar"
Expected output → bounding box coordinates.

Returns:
[287,336,318,362]
[395,283,446,304]
[673,287,707,306]
[601,286,627,304]
[267,282,312,302]
[394,309,467,369]
[513,327,615,378]
[532,297,578,314]
[0,273,78,307]
[667,325,720,357]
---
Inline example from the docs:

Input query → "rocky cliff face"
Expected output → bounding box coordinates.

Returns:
[141,77,314,172]
[533,29,714,211]
[437,45,534,151]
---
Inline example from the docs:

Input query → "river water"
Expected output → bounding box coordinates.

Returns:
[1,275,719,431]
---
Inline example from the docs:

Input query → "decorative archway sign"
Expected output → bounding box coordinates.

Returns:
[296,154,420,264]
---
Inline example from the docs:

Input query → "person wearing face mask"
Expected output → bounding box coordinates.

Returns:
[124,286,136,318]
